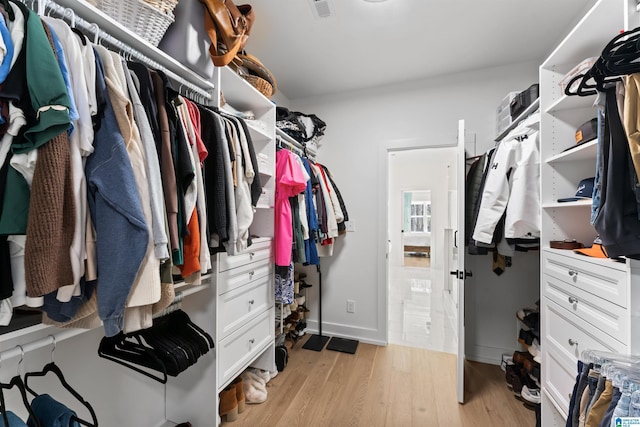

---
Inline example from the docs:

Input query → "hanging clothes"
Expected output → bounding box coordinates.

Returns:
[472,112,541,247]
[275,149,307,266]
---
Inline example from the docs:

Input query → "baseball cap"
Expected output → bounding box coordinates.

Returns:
[574,236,608,258]
[557,177,594,203]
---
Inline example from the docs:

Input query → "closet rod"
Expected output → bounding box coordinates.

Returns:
[21,0,215,103]
[0,330,85,363]
[276,129,317,160]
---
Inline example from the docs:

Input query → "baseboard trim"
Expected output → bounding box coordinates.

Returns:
[467,344,515,366]
[305,320,387,346]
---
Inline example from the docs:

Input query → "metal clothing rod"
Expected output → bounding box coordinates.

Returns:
[0,330,85,364]
[18,0,215,103]
[276,129,317,160]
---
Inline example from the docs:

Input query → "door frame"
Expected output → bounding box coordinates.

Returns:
[377,138,457,347]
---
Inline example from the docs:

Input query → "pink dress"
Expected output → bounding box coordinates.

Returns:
[275,150,307,266]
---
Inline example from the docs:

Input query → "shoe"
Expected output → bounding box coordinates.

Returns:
[512,350,534,366]
[295,294,305,305]
[501,353,513,372]
[232,376,246,413]
[241,371,268,404]
[299,280,312,289]
[219,386,238,422]
[518,329,537,347]
[528,338,541,361]
[247,368,271,384]
[505,364,521,388]
[517,310,540,332]
[523,358,540,375]
[521,385,541,404]
[511,366,538,397]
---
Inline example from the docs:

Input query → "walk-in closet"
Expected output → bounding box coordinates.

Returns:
[2,0,640,426]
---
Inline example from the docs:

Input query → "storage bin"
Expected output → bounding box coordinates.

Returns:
[510,84,539,119]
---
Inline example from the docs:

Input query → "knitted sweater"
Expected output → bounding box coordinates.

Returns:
[24,18,74,297]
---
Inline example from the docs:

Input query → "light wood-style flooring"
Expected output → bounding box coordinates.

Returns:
[223,337,535,426]
[403,255,431,268]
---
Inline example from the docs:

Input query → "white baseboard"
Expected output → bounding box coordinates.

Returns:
[467,344,515,366]
[305,320,387,347]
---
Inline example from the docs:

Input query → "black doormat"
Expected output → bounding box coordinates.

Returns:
[326,337,359,354]
[302,334,330,352]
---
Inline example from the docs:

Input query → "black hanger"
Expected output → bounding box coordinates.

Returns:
[98,333,168,384]
[0,346,40,427]
[0,375,40,427]
[24,338,98,427]
[2,0,15,22]
[71,27,88,46]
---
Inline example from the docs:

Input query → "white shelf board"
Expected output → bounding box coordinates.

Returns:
[545,93,596,114]
[259,169,274,178]
[245,121,273,141]
[495,98,540,142]
[541,0,626,68]
[546,139,597,163]
[542,199,592,208]
[219,66,273,112]
[54,0,215,94]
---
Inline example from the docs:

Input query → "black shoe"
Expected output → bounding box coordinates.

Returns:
[299,280,312,289]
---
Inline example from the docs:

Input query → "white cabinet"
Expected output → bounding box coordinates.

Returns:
[211,65,277,422]
[539,0,639,422]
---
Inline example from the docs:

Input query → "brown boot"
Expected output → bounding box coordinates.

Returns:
[232,376,246,413]
[219,386,238,422]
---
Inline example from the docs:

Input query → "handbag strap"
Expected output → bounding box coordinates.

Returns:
[203,4,247,67]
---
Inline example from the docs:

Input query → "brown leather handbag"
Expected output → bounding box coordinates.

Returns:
[199,0,255,67]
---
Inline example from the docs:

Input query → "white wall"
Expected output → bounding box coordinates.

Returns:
[291,61,541,361]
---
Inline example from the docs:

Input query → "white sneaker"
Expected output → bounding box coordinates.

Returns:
[528,338,540,358]
[521,385,541,404]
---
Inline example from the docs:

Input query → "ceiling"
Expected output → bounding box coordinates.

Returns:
[244,0,596,100]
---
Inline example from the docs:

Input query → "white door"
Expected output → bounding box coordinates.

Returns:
[454,119,467,404]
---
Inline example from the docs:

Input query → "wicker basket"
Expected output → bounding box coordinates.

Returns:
[142,0,179,14]
[95,0,175,47]
[244,75,273,99]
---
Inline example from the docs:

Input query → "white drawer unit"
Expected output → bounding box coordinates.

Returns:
[218,275,274,339]
[217,257,273,295]
[543,273,629,344]
[543,343,576,415]
[217,238,273,272]
[543,298,627,363]
[217,309,273,386]
[542,250,627,308]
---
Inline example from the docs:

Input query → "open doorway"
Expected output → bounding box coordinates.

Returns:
[387,147,458,354]
[401,190,432,268]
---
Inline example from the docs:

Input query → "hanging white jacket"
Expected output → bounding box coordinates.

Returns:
[472,112,541,244]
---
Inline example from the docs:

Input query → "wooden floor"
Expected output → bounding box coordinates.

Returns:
[223,336,535,427]
[403,255,431,268]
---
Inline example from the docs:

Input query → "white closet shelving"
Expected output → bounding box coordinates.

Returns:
[0,1,277,426]
[539,0,640,425]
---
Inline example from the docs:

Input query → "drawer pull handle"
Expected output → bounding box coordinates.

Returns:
[250,252,256,258]
[568,338,579,346]
[568,296,578,304]
[249,338,255,344]
[249,271,255,277]
[568,270,578,277]
[249,299,255,305]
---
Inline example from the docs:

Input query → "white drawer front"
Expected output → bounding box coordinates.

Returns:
[217,258,273,296]
[542,346,575,415]
[543,274,629,344]
[543,298,627,364]
[543,251,627,308]
[217,239,273,273]
[218,310,273,386]
[218,276,273,339]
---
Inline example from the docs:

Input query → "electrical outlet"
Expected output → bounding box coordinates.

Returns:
[347,299,355,313]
